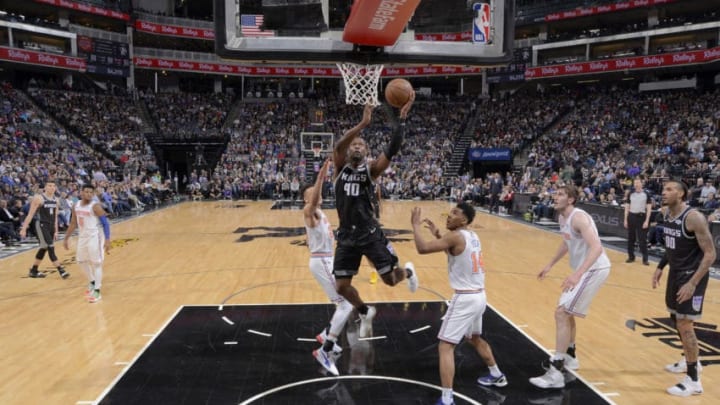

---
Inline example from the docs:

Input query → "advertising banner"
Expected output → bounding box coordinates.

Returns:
[34,0,129,21]
[469,148,512,162]
[526,47,720,79]
[545,0,678,22]
[0,47,86,72]
[134,20,215,40]
[133,57,485,77]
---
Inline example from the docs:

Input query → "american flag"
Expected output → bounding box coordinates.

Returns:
[240,14,275,37]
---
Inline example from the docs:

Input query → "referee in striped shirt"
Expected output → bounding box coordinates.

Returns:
[624,178,652,265]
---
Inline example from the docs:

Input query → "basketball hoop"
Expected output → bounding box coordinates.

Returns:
[312,146,322,159]
[336,62,384,106]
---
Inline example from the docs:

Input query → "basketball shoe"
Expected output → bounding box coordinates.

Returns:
[316,329,343,354]
[58,268,70,279]
[358,306,376,338]
[28,269,46,278]
[665,356,702,373]
[313,348,339,376]
[88,290,102,303]
[667,375,703,397]
[529,365,564,389]
[85,282,95,297]
[406,262,419,293]
[477,373,508,387]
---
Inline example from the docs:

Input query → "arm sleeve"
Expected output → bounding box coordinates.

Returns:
[382,104,404,159]
[99,216,111,240]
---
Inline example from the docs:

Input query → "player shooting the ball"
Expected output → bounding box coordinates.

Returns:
[331,93,418,342]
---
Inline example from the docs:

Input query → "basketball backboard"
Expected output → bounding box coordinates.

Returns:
[214,0,514,67]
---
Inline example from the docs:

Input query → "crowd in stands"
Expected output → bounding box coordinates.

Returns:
[141,91,234,140]
[0,82,175,246]
[511,86,719,220]
[199,93,473,202]
[176,82,720,226]
[3,72,720,251]
[29,89,158,178]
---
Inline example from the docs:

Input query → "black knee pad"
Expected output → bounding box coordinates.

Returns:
[47,246,58,262]
[670,313,677,329]
[36,248,47,260]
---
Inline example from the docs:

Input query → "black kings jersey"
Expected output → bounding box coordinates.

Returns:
[334,163,379,233]
[663,207,702,273]
[37,194,58,226]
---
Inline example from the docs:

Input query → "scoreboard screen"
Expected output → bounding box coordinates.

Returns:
[77,36,130,77]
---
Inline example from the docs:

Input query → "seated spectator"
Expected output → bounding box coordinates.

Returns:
[192,187,204,201]
[57,192,72,229]
[0,199,21,231]
[0,199,20,244]
[208,183,222,200]
[533,190,554,220]
[500,185,514,214]
[703,192,720,210]
[708,207,720,222]
[648,207,667,248]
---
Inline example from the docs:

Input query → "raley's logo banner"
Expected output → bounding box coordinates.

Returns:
[0,47,86,71]
[132,57,483,77]
[34,0,130,21]
[626,317,720,368]
[135,20,215,40]
[526,46,720,79]
[545,0,678,22]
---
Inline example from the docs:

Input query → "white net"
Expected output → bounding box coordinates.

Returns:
[336,62,384,106]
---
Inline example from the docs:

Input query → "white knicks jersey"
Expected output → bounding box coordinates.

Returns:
[560,208,611,271]
[447,230,485,291]
[74,201,100,239]
[305,209,334,255]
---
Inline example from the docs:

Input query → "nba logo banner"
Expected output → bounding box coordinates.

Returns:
[472,3,491,44]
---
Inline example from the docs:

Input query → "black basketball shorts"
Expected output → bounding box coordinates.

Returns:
[665,269,709,320]
[334,229,399,278]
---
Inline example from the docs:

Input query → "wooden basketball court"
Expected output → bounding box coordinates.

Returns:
[0,200,717,404]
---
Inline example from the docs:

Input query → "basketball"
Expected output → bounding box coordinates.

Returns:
[384,78,413,108]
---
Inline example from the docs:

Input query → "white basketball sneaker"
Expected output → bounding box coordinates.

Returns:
[313,349,339,376]
[667,375,703,397]
[529,366,565,389]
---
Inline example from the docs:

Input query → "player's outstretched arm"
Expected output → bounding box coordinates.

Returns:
[304,159,331,228]
[333,104,373,173]
[371,99,412,179]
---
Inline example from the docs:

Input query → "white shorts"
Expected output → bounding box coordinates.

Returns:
[309,256,344,304]
[437,291,487,344]
[76,234,105,264]
[558,266,610,317]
